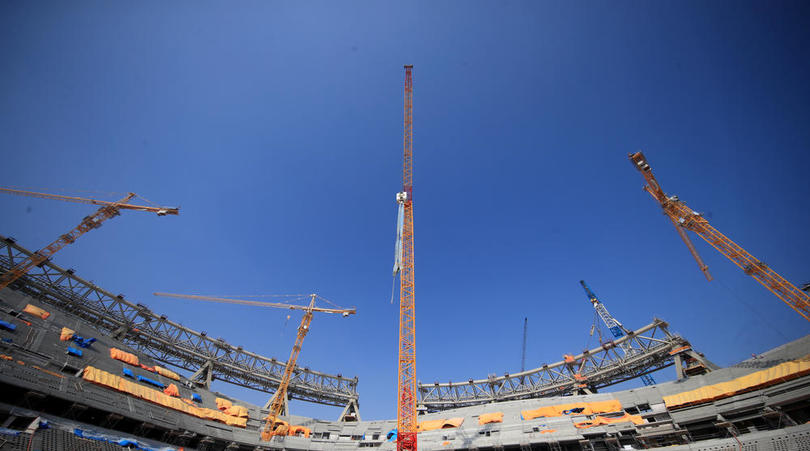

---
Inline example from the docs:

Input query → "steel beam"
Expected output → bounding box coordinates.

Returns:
[418,319,704,411]
[0,235,358,407]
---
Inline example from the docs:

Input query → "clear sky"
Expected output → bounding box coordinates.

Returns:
[1,1,808,421]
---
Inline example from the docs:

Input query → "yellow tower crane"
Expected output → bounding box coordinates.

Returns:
[0,187,179,290]
[628,152,810,321]
[152,292,356,440]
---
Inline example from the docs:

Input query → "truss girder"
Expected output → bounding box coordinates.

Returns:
[418,319,689,411]
[0,236,358,406]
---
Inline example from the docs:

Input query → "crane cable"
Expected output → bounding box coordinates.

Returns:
[391,201,405,304]
[3,185,130,201]
[585,310,604,351]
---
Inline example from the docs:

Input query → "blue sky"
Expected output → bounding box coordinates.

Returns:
[1,1,809,421]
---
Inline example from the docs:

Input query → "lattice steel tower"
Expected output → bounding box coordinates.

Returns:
[394,65,417,451]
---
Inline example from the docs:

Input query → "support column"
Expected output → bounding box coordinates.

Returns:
[674,354,686,380]
[338,399,361,422]
[191,360,214,389]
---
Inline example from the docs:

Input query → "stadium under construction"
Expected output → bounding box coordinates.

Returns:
[1,234,809,451]
[1,66,809,451]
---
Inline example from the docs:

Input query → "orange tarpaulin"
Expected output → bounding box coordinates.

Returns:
[417,418,464,432]
[574,413,644,429]
[82,366,246,428]
[289,425,311,437]
[663,356,810,409]
[262,418,312,438]
[225,405,249,418]
[22,304,50,320]
[155,366,180,381]
[140,364,156,372]
[216,397,233,411]
[521,400,622,420]
[110,348,139,366]
[267,419,289,436]
[478,412,503,425]
[163,383,180,397]
[60,327,75,341]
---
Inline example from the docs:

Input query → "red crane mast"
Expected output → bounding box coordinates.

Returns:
[395,65,417,451]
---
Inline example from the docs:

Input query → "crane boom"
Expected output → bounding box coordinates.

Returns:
[153,292,356,315]
[0,187,179,215]
[579,280,655,385]
[629,152,810,322]
[394,65,417,451]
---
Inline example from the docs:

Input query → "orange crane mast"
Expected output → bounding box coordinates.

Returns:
[0,187,179,290]
[153,292,356,440]
[393,65,417,451]
[628,152,810,321]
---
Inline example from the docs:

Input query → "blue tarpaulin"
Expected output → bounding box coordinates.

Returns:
[191,393,202,402]
[123,368,135,378]
[67,347,83,357]
[71,335,97,348]
[73,428,173,451]
[386,428,397,441]
[0,320,16,331]
[136,375,165,388]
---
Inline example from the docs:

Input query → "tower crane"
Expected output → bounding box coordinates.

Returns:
[628,152,810,321]
[392,65,417,451]
[521,317,528,373]
[152,292,355,440]
[579,280,656,386]
[0,187,179,291]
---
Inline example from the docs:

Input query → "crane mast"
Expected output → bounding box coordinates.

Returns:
[579,280,656,386]
[521,318,528,373]
[394,65,417,451]
[629,152,810,322]
[0,189,179,291]
[153,292,355,440]
[262,294,316,440]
